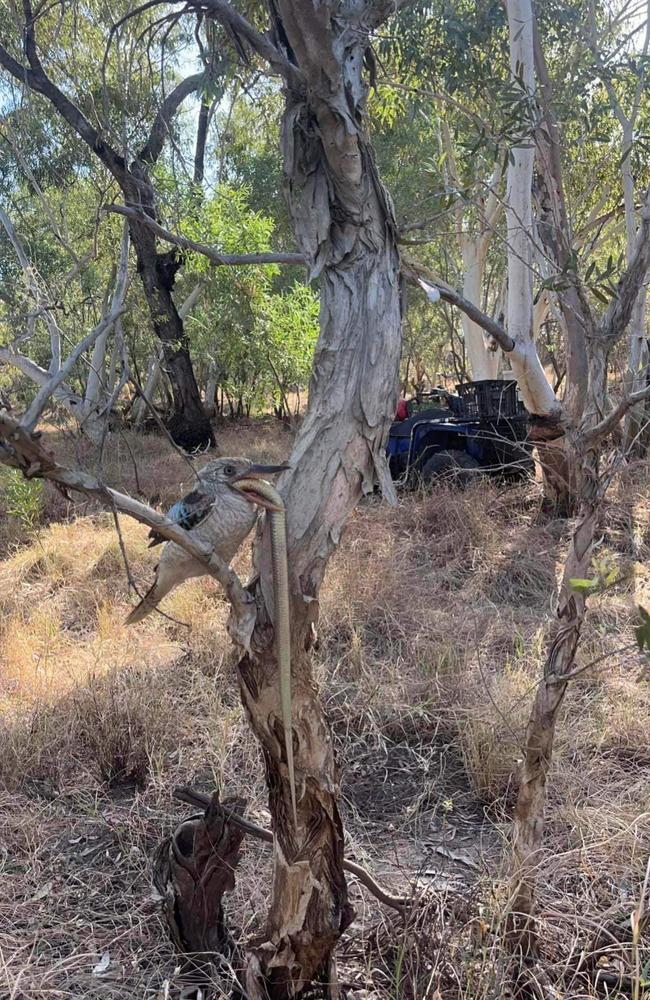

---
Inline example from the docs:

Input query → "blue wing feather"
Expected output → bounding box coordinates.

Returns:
[148,488,214,547]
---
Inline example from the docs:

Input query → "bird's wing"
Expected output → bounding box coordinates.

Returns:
[147,488,215,547]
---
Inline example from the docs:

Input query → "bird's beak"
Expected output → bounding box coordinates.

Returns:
[230,463,290,511]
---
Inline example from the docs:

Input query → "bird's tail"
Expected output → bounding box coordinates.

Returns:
[125,576,169,625]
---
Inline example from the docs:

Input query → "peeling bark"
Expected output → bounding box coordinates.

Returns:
[212,1,403,994]
[510,402,601,954]
[509,190,650,953]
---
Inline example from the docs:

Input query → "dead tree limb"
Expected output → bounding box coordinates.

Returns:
[105,205,307,267]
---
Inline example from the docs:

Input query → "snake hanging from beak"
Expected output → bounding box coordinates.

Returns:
[233,475,298,828]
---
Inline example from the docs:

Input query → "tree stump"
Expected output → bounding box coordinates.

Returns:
[153,792,247,992]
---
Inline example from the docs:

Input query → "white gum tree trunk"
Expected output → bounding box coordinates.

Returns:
[441,124,503,380]
[505,0,561,420]
[461,238,500,378]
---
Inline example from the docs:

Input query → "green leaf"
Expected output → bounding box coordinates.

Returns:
[569,578,598,592]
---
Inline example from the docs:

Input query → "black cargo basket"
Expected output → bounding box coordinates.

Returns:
[455,379,520,420]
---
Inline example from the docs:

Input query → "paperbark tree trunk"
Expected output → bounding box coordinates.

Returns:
[208,2,403,995]
[509,437,597,953]
[509,194,650,959]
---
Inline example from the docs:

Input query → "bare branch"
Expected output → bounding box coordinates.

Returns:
[106,204,307,266]
[402,257,515,351]
[137,72,204,164]
[21,227,131,430]
[0,345,81,410]
[0,204,64,370]
[599,188,650,345]
[0,13,125,179]
[186,0,304,87]
[0,410,254,634]
[174,786,409,911]
[584,384,650,443]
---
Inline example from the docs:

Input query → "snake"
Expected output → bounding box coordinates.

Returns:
[234,477,298,827]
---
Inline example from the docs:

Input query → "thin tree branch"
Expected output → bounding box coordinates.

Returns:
[599,188,650,346]
[0,345,80,407]
[0,204,64,370]
[105,204,307,266]
[0,5,126,179]
[401,257,515,351]
[21,227,130,430]
[186,0,304,87]
[174,786,409,911]
[584,384,650,443]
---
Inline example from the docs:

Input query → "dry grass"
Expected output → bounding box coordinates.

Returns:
[1,420,649,997]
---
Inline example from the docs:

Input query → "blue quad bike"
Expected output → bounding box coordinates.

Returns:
[387,379,534,487]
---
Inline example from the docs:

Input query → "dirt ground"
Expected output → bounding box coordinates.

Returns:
[1,419,649,998]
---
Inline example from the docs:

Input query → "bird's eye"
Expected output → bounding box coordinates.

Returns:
[224,464,236,477]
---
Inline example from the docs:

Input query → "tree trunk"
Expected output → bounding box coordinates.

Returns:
[132,349,162,428]
[225,4,403,992]
[84,319,112,413]
[126,205,214,451]
[237,249,401,997]
[509,440,596,952]
[506,0,573,510]
[507,193,650,946]
[621,125,649,452]
[461,238,499,379]
[204,366,218,417]
[505,2,558,418]
[533,19,590,422]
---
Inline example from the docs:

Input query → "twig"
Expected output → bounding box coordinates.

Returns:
[546,641,640,685]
